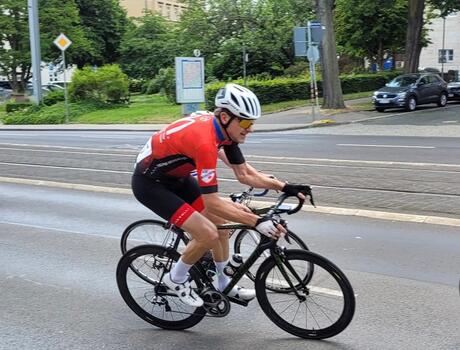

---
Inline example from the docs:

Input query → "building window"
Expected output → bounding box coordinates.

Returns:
[439,49,454,63]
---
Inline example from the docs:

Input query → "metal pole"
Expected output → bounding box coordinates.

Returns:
[243,45,247,86]
[28,0,42,104]
[62,51,70,123]
[441,16,446,77]
[307,21,316,121]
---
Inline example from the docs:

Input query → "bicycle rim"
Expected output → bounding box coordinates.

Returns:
[255,249,355,339]
[120,219,187,254]
[116,244,205,330]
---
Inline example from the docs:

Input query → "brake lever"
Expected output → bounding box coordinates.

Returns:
[278,219,291,244]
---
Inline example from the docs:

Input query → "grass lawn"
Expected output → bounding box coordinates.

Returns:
[72,94,186,124]
[1,90,375,125]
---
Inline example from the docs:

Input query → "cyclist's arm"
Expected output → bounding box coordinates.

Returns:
[202,192,259,226]
[230,162,285,191]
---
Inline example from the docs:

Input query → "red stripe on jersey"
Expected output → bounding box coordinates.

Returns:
[170,203,195,227]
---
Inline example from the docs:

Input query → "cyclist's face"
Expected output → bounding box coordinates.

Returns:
[226,114,254,143]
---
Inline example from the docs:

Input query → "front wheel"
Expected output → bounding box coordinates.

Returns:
[234,229,313,292]
[116,244,206,330]
[437,92,447,107]
[405,96,417,111]
[255,249,355,339]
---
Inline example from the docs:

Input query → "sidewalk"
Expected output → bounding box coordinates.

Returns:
[0,97,374,132]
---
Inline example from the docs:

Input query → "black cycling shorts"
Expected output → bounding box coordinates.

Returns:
[131,173,204,227]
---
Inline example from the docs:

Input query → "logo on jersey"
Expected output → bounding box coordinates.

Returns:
[200,169,216,183]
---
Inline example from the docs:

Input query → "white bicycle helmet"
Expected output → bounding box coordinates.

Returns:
[215,83,261,120]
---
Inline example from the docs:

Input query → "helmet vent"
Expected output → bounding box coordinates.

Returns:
[231,93,240,106]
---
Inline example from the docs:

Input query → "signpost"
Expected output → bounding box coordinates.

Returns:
[294,21,325,121]
[175,54,205,115]
[53,33,72,123]
[28,0,42,104]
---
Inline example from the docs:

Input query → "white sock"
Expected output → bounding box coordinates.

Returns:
[215,261,230,291]
[170,258,192,284]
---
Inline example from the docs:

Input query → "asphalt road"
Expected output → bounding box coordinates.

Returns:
[1,128,459,217]
[1,183,459,350]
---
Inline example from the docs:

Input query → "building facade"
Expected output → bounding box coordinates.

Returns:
[419,12,460,79]
[120,0,187,21]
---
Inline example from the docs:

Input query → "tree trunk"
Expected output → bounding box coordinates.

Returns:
[404,0,425,73]
[316,0,345,109]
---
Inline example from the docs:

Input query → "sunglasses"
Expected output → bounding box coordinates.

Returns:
[237,118,255,129]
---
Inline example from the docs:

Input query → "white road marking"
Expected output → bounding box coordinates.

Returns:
[337,143,435,149]
[0,220,118,240]
[245,155,460,169]
[442,121,458,124]
[0,146,135,157]
[0,161,131,174]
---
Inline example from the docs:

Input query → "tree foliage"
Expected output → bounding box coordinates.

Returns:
[178,0,315,80]
[335,0,407,68]
[119,12,180,79]
[0,0,93,92]
[74,0,130,67]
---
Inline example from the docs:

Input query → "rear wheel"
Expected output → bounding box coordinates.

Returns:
[405,96,417,111]
[120,219,188,254]
[116,244,206,330]
[255,249,355,339]
[234,229,313,292]
[437,92,447,107]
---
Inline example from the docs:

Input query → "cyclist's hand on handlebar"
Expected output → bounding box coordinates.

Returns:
[281,183,310,199]
[255,217,287,239]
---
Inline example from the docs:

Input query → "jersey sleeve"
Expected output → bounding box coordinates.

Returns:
[223,143,245,165]
[195,144,219,194]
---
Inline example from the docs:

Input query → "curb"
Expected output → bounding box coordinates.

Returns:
[2,176,459,228]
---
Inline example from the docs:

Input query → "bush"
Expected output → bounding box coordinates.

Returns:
[69,64,130,103]
[128,79,145,93]
[43,90,65,106]
[146,77,161,95]
[2,100,104,125]
[5,102,33,113]
[155,67,176,103]
[205,71,402,109]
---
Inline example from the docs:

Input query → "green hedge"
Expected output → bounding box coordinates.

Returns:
[5,102,33,113]
[205,71,401,109]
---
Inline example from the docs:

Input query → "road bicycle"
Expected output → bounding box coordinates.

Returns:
[116,190,355,339]
[120,186,310,290]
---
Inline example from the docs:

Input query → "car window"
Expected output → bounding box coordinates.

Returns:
[419,77,428,85]
[387,75,418,87]
[430,75,440,83]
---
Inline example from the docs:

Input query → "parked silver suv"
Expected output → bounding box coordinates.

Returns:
[372,73,448,112]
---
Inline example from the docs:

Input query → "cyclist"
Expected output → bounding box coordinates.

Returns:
[132,83,306,307]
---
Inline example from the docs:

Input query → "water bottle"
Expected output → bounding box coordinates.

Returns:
[223,254,243,277]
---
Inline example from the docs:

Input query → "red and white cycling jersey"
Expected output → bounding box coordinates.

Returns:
[135,113,244,194]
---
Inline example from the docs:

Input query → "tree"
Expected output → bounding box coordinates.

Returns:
[119,12,180,79]
[403,0,426,73]
[179,0,315,80]
[74,0,130,67]
[0,0,94,92]
[335,0,408,69]
[316,0,345,109]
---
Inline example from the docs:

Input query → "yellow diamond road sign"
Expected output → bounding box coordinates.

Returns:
[53,33,72,51]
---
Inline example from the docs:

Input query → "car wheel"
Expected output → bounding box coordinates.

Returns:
[405,96,417,111]
[437,93,447,107]
[376,107,385,112]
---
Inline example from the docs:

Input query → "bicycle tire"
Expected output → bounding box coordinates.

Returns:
[255,249,355,339]
[234,229,313,292]
[116,244,206,330]
[120,219,188,255]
